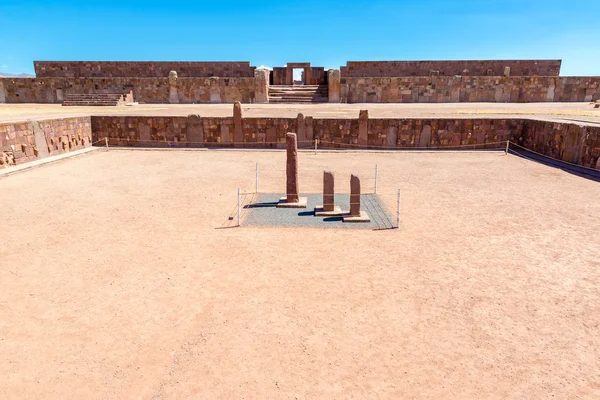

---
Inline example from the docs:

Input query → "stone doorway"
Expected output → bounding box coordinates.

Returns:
[293,68,304,85]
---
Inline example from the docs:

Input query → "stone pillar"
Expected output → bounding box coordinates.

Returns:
[209,77,221,103]
[254,68,269,104]
[187,114,204,145]
[504,66,511,77]
[233,102,243,144]
[168,71,179,104]
[297,113,306,143]
[350,174,361,216]
[328,69,340,103]
[0,80,5,103]
[358,110,369,146]
[305,116,314,141]
[286,132,299,203]
[323,171,335,212]
[546,78,556,102]
[386,126,398,148]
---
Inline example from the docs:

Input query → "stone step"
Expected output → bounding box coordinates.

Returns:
[62,92,129,107]
[269,97,328,103]
[268,84,329,104]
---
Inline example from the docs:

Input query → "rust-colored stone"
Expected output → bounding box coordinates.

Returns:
[323,171,334,212]
[350,174,361,216]
[328,69,341,103]
[286,132,299,203]
[233,102,243,143]
[358,110,368,146]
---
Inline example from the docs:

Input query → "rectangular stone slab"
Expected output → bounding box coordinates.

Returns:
[277,196,308,208]
[314,205,344,216]
[343,211,371,223]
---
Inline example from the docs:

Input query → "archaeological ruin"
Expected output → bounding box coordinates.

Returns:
[1,59,599,173]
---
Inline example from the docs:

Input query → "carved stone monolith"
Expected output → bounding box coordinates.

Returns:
[286,132,299,203]
[233,101,243,144]
[350,174,361,216]
[323,171,335,212]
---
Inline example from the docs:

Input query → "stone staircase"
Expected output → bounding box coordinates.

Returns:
[268,85,328,103]
[62,91,133,106]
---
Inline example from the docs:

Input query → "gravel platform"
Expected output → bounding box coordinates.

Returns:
[243,193,396,229]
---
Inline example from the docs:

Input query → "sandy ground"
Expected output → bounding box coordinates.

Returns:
[1,102,599,124]
[0,149,599,399]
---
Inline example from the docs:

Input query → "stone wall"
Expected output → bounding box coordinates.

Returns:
[340,76,600,103]
[91,115,522,150]
[0,117,92,166]
[0,77,256,104]
[519,120,600,168]
[34,61,255,78]
[3,74,599,105]
[341,60,562,77]
[0,114,592,171]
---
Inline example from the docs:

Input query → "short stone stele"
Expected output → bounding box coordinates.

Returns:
[277,132,307,208]
[343,174,370,222]
[314,170,343,216]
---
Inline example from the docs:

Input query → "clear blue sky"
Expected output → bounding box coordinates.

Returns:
[1,0,598,76]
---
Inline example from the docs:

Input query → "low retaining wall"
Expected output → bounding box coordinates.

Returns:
[90,114,599,169]
[0,117,92,166]
[2,114,597,171]
[340,76,600,103]
[0,77,257,104]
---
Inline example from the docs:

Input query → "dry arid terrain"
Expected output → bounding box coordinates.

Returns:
[1,148,599,399]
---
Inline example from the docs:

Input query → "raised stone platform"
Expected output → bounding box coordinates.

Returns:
[277,196,308,208]
[245,193,394,230]
[343,211,371,223]
[314,205,344,216]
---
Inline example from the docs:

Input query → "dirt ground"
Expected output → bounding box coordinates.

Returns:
[1,102,599,124]
[1,149,599,399]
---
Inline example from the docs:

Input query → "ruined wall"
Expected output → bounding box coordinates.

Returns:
[0,77,256,104]
[340,76,600,103]
[341,60,562,77]
[90,115,522,150]
[519,121,600,168]
[0,114,590,171]
[0,117,92,166]
[34,61,255,78]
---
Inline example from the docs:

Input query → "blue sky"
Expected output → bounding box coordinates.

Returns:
[1,0,598,76]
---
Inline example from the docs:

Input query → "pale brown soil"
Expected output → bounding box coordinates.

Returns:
[1,149,599,399]
[1,102,600,124]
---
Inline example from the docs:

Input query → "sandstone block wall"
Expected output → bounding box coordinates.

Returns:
[519,121,600,168]
[0,114,594,171]
[89,115,599,169]
[341,60,562,77]
[34,61,255,78]
[0,77,256,104]
[0,117,92,166]
[91,116,520,150]
[340,76,600,103]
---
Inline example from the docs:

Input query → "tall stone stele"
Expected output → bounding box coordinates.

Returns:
[358,110,369,146]
[168,71,179,104]
[323,170,335,212]
[328,69,340,103]
[343,173,370,222]
[349,174,361,216]
[233,101,243,144]
[254,67,270,104]
[286,132,299,203]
